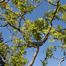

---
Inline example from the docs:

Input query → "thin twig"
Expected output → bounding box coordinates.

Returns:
[48,0,66,12]
[28,47,39,66]
[58,56,65,66]
[53,56,60,61]
[0,55,6,63]
[40,0,60,46]
[0,23,8,27]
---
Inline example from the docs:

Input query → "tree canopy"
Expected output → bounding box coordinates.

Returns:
[0,0,66,66]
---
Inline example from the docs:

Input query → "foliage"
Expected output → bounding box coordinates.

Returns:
[0,0,66,66]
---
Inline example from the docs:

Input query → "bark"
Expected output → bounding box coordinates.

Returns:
[28,47,39,66]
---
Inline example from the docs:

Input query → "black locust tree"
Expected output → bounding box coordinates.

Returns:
[0,0,66,66]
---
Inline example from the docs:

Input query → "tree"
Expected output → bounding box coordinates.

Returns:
[0,0,66,66]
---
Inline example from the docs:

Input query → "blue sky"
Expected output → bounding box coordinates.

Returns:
[0,0,66,66]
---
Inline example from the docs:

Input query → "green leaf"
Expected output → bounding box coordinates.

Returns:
[41,60,47,66]
[60,5,66,12]
[61,45,66,49]
[46,46,56,59]
[62,12,66,21]
[49,39,55,42]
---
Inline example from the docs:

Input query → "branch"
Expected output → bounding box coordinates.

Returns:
[58,56,65,66]
[28,47,39,66]
[0,23,8,27]
[23,0,60,48]
[0,55,6,63]
[52,56,66,66]
[48,0,66,12]
[53,56,60,61]
[40,0,60,46]
[7,22,25,34]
